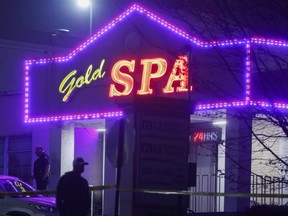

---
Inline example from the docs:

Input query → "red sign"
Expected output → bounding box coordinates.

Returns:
[109,55,189,97]
[192,128,222,143]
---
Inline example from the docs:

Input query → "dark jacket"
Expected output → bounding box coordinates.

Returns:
[33,153,50,181]
[56,171,91,216]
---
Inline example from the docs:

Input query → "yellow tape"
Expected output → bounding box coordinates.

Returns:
[116,187,288,198]
[0,185,117,196]
[89,184,117,191]
[0,185,287,199]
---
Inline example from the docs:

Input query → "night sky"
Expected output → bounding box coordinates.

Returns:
[0,0,134,38]
[1,0,288,40]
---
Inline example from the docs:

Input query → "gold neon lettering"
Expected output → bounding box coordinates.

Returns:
[75,76,85,88]
[137,58,167,95]
[59,59,106,102]
[85,65,93,84]
[109,60,135,97]
[59,71,77,102]
[163,55,189,93]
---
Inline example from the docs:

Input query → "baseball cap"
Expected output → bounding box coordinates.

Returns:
[73,157,89,166]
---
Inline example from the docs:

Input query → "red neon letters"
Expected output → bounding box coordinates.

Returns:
[109,55,189,97]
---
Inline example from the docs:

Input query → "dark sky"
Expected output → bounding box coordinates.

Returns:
[1,0,288,41]
[0,0,134,38]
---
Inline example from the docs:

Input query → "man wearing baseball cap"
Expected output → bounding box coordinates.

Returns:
[56,157,91,216]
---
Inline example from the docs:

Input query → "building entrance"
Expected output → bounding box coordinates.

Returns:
[189,123,223,212]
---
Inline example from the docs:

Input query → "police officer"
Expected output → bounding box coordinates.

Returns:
[33,146,50,190]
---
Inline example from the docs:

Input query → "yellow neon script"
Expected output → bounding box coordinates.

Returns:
[59,60,106,102]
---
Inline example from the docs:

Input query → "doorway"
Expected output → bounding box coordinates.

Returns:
[74,120,106,216]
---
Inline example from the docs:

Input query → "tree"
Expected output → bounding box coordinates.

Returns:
[138,0,288,197]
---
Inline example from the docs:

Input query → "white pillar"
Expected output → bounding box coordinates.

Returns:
[224,109,252,212]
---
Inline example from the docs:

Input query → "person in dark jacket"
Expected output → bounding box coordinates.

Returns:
[56,157,91,216]
[33,146,50,190]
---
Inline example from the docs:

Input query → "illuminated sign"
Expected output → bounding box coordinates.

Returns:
[59,59,106,102]
[192,128,222,144]
[24,3,288,123]
[109,55,188,97]
[58,56,188,102]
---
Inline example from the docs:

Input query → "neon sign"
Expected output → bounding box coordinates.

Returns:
[109,55,189,97]
[192,128,222,144]
[24,3,288,123]
[59,56,188,101]
[59,60,106,102]
[193,132,218,142]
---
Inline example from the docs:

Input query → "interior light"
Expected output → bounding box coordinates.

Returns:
[212,120,227,125]
[97,128,106,132]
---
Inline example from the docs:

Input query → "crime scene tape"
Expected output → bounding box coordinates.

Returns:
[116,187,288,198]
[0,185,287,199]
[90,184,117,191]
[0,185,116,197]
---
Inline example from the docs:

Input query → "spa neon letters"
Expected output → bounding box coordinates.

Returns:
[109,55,189,97]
